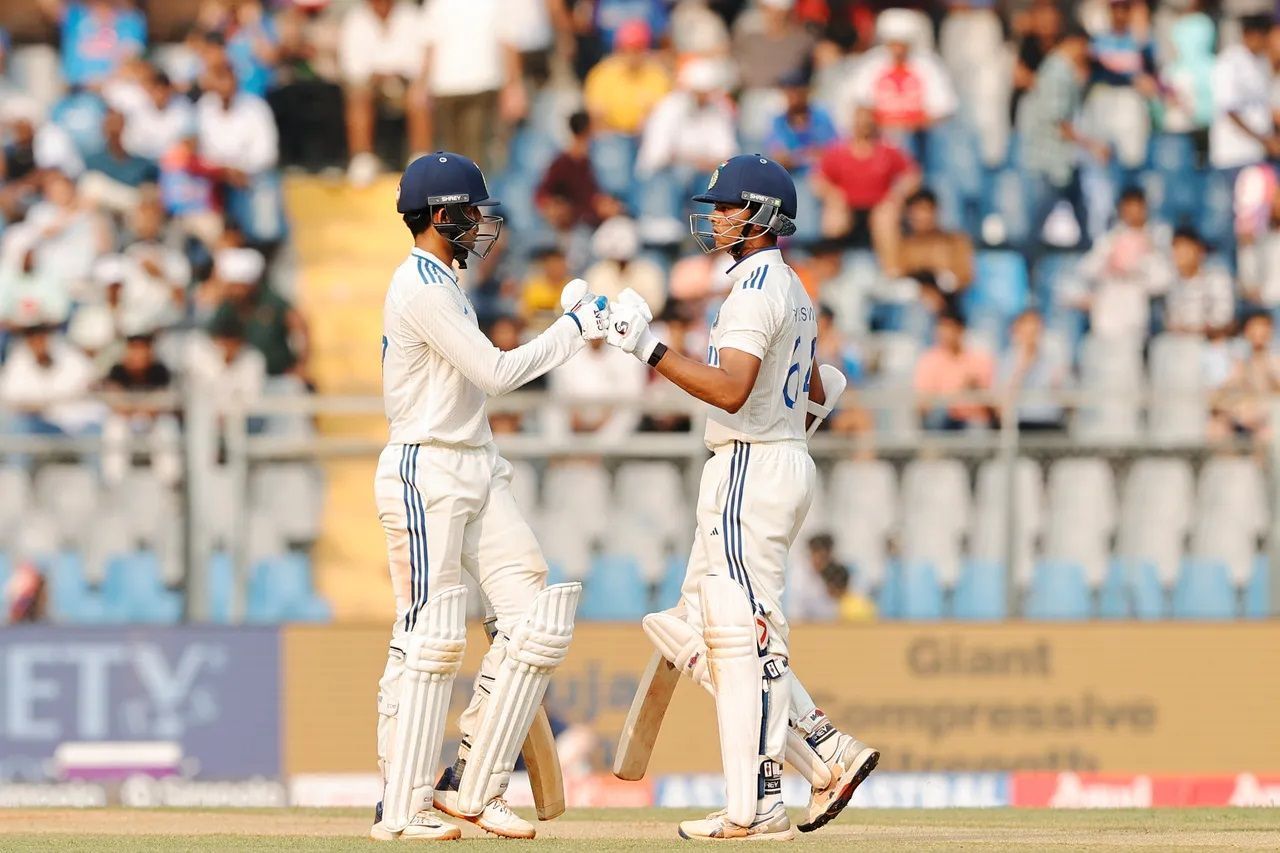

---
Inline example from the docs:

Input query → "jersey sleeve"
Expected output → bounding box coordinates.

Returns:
[401,285,584,397]
[716,286,782,360]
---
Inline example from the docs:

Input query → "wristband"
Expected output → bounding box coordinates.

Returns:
[647,341,668,367]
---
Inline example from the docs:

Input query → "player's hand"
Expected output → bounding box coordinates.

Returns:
[561,278,610,341]
[607,288,660,362]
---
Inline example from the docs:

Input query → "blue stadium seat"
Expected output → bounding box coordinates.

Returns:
[247,553,317,623]
[1246,557,1269,619]
[965,251,1029,343]
[875,562,904,620]
[899,561,944,620]
[208,552,236,624]
[1025,561,1092,620]
[1099,559,1166,620]
[1173,559,1237,620]
[655,554,687,610]
[952,559,1007,620]
[580,555,649,621]
[546,561,570,589]
[101,552,181,624]
[507,127,559,179]
[0,554,10,624]
[590,134,637,200]
[989,169,1029,245]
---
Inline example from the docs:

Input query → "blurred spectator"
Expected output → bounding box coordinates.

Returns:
[102,330,181,485]
[271,0,345,171]
[520,246,570,323]
[1159,10,1214,164]
[580,0,670,73]
[791,534,875,623]
[732,0,814,91]
[813,106,920,249]
[39,0,147,90]
[583,215,666,312]
[110,68,196,164]
[1210,15,1278,176]
[196,60,284,243]
[1238,165,1280,309]
[1001,309,1068,432]
[208,248,310,380]
[6,563,48,624]
[882,187,973,293]
[0,322,101,439]
[420,0,525,169]
[0,229,72,330]
[1011,0,1063,123]
[218,0,281,98]
[814,303,870,436]
[635,58,736,224]
[158,133,222,248]
[1017,26,1106,252]
[185,310,268,419]
[1164,227,1233,337]
[1,98,85,183]
[583,21,670,137]
[792,238,859,326]
[547,338,646,442]
[339,0,429,185]
[27,170,110,291]
[842,8,956,145]
[1084,0,1157,176]
[121,200,190,330]
[80,109,158,212]
[536,111,608,228]
[486,315,530,433]
[765,71,838,174]
[1074,187,1172,340]
[913,311,995,431]
[669,0,730,58]
[1211,311,1280,442]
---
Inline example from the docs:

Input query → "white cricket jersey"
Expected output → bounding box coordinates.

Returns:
[703,248,817,449]
[382,247,583,446]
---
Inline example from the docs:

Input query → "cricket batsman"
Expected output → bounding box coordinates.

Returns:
[606,155,879,840]
[370,152,610,841]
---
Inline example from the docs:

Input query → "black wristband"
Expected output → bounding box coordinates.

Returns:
[647,342,668,367]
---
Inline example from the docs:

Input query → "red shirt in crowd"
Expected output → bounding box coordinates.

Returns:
[868,65,929,130]
[817,140,917,210]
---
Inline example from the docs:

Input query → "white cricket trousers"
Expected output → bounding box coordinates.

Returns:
[374,441,548,770]
[679,439,816,658]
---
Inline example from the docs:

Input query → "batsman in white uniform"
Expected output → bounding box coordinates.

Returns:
[370,152,610,841]
[606,155,879,840]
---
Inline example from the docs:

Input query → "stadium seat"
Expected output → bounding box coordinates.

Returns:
[106,469,176,549]
[1192,456,1267,586]
[1173,559,1237,620]
[33,464,101,549]
[44,553,105,624]
[0,468,32,540]
[101,552,182,624]
[1074,335,1143,443]
[964,251,1030,342]
[207,552,236,624]
[1115,458,1194,587]
[544,462,611,541]
[899,561,945,620]
[655,554,688,610]
[875,561,904,620]
[590,134,638,200]
[829,459,897,591]
[1043,458,1116,587]
[247,553,326,623]
[952,559,1007,620]
[870,333,920,441]
[507,460,540,518]
[579,555,649,621]
[251,463,324,545]
[615,462,688,544]
[0,554,10,624]
[1246,557,1269,620]
[970,457,1042,587]
[1147,335,1207,443]
[12,510,61,561]
[1098,559,1166,620]
[989,169,1029,245]
[900,459,970,587]
[1025,561,1092,620]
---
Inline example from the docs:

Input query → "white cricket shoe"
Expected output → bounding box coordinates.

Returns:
[369,804,462,841]
[798,736,879,833]
[347,152,380,188]
[432,766,536,839]
[677,803,794,842]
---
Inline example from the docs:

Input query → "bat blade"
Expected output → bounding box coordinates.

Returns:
[613,651,681,781]
[521,707,565,821]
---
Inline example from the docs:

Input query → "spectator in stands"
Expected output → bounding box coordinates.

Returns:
[1238,166,1280,310]
[792,239,855,320]
[339,0,429,186]
[26,170,110,292]
[158,133,222,248]
[536,111,608,229]
[547,338,646,443]
[2,97,85,183]
[583,21,670,138]
[102,329,181,485]
[583,215,666,312]
[1159,9,1214,166]
[577,0,671,77]
[793,534,875,623]
[113,68,196,165]
[0,321,101,439]
[765,71,838,175]
[1211,310,1280,442]
[0,229,72,331]
[519,246,570,323]
[842,8,956,151]
[814,303,871,435]
[882,187,974,294]
[271,0,345,171]
[813,106,920,250]
[913,310,995,431]
[732,0,815,92]
[196,60,284,244]
[1164,227,1234,338]
[1075,187,1172,340]
[121,199,190,330]
[209,247,311,381]
[218,0,280,98]
[1210,16,1278,186]
[1017,26,1107,252]
[185,310,267,422]
[1011,0,1062,123]
[1085,0,1157,178]
[39,0,147,90]
[80,109,158,213]
[670,0,730,58]
[485,315,530,434]
[1001,309,1068,432]
[6,563,48,624]
[420,0,526,169]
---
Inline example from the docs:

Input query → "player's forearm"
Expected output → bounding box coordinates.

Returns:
[653,349,751,414]
[485,316,583,396]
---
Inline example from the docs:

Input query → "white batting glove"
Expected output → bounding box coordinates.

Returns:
[561,278,610,341]
[606,288,660,362]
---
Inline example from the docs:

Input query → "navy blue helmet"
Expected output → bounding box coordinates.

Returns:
[397,152,502,267]
[690,155,798,256]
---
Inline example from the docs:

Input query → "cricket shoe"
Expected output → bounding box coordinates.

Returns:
[433,765,536,839]
[798,736,879,833]
[677,803,795,841]
[369,801,462,841]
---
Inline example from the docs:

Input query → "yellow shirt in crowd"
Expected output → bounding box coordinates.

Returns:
[584,57,671,135]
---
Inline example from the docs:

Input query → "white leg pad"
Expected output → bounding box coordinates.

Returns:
[381,585,468,833]
[456,582,581,816]
[644,609,833,790]
[700,575,762,828]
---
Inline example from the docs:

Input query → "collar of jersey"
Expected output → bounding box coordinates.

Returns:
[410,248,458,283]
[726,246,781,282]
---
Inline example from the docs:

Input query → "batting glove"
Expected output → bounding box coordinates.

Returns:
[606,288,660,362]
[561,278,610,341]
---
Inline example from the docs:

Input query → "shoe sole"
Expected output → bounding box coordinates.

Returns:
[370,824,462,842]
[677,826,796,842]
[434,799,536,840]
[797,748,880,833]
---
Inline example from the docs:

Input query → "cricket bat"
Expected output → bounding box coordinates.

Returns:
[613,651,682,781]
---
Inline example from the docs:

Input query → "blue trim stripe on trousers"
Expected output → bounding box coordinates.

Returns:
[400,445,428,631]
[721,440,758,609]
